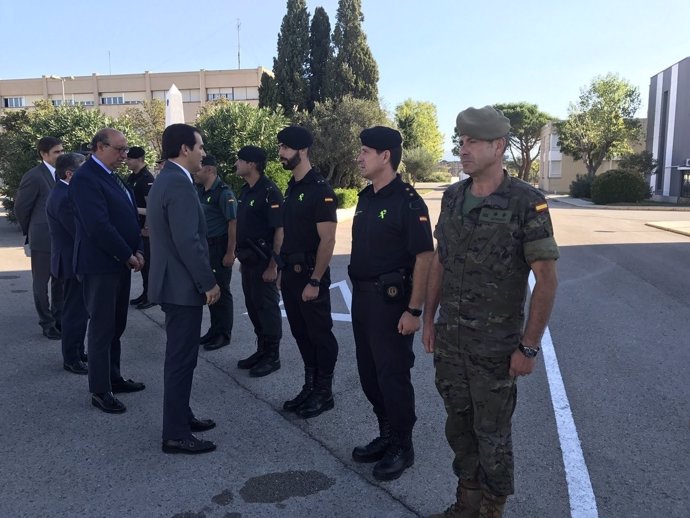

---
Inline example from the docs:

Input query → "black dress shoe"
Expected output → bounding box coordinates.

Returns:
[130,293,145,306]
[203,335,230,351]
[92,392,126,414]
[111,377,146,393]
[63,360,88,375]
[190,417,216,432]
[42,326,61,340]
[136,300,157,310]
[162,435,216,454]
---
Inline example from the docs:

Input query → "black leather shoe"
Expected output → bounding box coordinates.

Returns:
[296,389,334,418]
[237,350,263,369]
[203,335,229,351]
[372,442,414,481]
[250,354,280,377]
[63,360,88,375]
[130,293,145,306]
[190,417,216,432]
[42,326,61,340]
[162,435,216,454]
[111,377,146,393]
[352,436,391,463]
[92,392,126,414]
[199,330,213,345]
[136,300,157,310]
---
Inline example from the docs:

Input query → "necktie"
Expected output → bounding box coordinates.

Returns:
[112,173,134,205]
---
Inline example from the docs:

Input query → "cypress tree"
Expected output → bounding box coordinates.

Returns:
[308,7,332,110]
[331,0,379,101]
[258,72,279,110]
[273,0,310,115]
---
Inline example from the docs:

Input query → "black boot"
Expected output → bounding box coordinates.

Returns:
[352,416,391,463]
[237,339,264,370]
[250,340,280,377]
[372,431,414,481]
[297,372,334,419]
[283,367,316,411]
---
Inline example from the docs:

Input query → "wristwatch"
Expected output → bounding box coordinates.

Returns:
[518,343,540,358]
[308,278,321,287]
[405,307,422,317]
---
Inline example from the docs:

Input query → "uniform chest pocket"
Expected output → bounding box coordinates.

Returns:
[470,221,522,279]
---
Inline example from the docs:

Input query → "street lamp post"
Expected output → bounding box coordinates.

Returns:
[48,75,74,105]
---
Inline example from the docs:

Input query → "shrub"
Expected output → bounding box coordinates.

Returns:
[591,169,651,205]
[569,174,594,198]
[334,188,359,208]
[420,171,451,183]
[264,161,291,194]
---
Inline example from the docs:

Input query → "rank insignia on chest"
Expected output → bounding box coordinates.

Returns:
[478,208,512,224]
[324,197,334,203]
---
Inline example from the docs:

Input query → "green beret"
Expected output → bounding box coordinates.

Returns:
[237,145,266,163]
[277,126,313,150]
[455,106,511,140]
[360,126,403,150]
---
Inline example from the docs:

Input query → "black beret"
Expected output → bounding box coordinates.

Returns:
[277,125,313,150]
[360,126,403,150]
[127,146,145,159]
[201,155,217,166]
[237,145,267,163]
[456,106,511,140]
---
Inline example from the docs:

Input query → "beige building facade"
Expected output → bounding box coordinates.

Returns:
[0,68,268,122]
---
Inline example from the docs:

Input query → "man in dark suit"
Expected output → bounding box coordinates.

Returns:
[148,124,220,454]
[125,146,156,310]
[69,128,146,414]
[14,136,65,340]
[46,152,89,375]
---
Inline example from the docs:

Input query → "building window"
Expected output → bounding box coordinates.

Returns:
[3,97,24,108]
[548,161,562,178]
[206,87,233,101]
[51,99,62,107]
[100,96,124,105]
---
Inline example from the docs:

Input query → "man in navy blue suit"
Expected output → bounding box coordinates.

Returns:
[46,152,89,375]
[69,128,146,414]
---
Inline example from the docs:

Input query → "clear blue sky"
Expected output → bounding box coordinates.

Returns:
[1,0,688,159]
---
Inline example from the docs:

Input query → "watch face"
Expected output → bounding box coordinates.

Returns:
[520,344,539,358]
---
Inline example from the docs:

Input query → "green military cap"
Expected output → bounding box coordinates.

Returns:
[455,105,511,140]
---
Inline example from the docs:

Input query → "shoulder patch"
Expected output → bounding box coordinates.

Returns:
[535,202,549,213]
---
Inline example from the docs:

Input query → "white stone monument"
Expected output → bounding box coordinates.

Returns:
[165,84,185,127]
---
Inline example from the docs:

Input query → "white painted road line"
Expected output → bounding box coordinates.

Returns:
[530,274,599,518]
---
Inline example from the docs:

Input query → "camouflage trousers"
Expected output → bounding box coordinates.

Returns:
[434,324,517,496]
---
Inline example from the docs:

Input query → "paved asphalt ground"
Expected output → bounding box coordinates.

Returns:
[1,185,688,518]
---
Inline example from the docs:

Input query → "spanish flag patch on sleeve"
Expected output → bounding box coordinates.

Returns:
[324,197,334,202]
[535,202,549,213]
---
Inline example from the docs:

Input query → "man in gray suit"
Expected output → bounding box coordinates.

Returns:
[14,136,65,339]
[148,124,220,455]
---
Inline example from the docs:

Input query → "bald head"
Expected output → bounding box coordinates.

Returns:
[91,128,129,171]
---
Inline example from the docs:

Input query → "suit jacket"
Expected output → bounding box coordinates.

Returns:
[69,157,143,275]
[46,181,77,279]
[14,162,55,252]
[147,161,216,306]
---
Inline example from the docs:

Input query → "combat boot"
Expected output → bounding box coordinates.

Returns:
[296,372,334,418]
[428,479,482,518]
[372,431,414,481]
[249,340,280,377]
[478,492,507,518]
[352,416,391,463]
[283,367,316,411]
[237,339,264,370]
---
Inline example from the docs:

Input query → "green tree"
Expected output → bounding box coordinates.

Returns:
[330,0,379,101]
[297,95,389,188]
[195,99,288,192]
[308,6,333,110]
[557,73,642,176]
[272,0,310,115]
[258,71,279,110]
[494,102,551,182]
[0,101,143,220]
[120,99,165,159]
[402,146,436,185]
[395,99,444,162]
[618,150,656,176]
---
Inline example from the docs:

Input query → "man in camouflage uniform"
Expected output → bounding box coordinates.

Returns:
[422,106,559,518]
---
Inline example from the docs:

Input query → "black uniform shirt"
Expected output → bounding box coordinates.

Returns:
[126,166,154,227]
[281,168,337,255]
[197,176,237,238]
[349,175,433,280]
[237,174,283,245]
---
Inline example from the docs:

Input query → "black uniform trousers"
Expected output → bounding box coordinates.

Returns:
[82,268,130,394]
[161,303,201,441]
[30,250,63,330]
[139,236,150,297]
[281,267,338,374]
[240,260,282,343]
[352,282,416,434]
[60,276,88,364]
[207,236,233,339]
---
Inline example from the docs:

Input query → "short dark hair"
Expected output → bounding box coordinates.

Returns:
[255,159,267,174]
[378,146,402,171]
[55,152,85,180]
[162,124,202,159]
[37,136,61,155]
